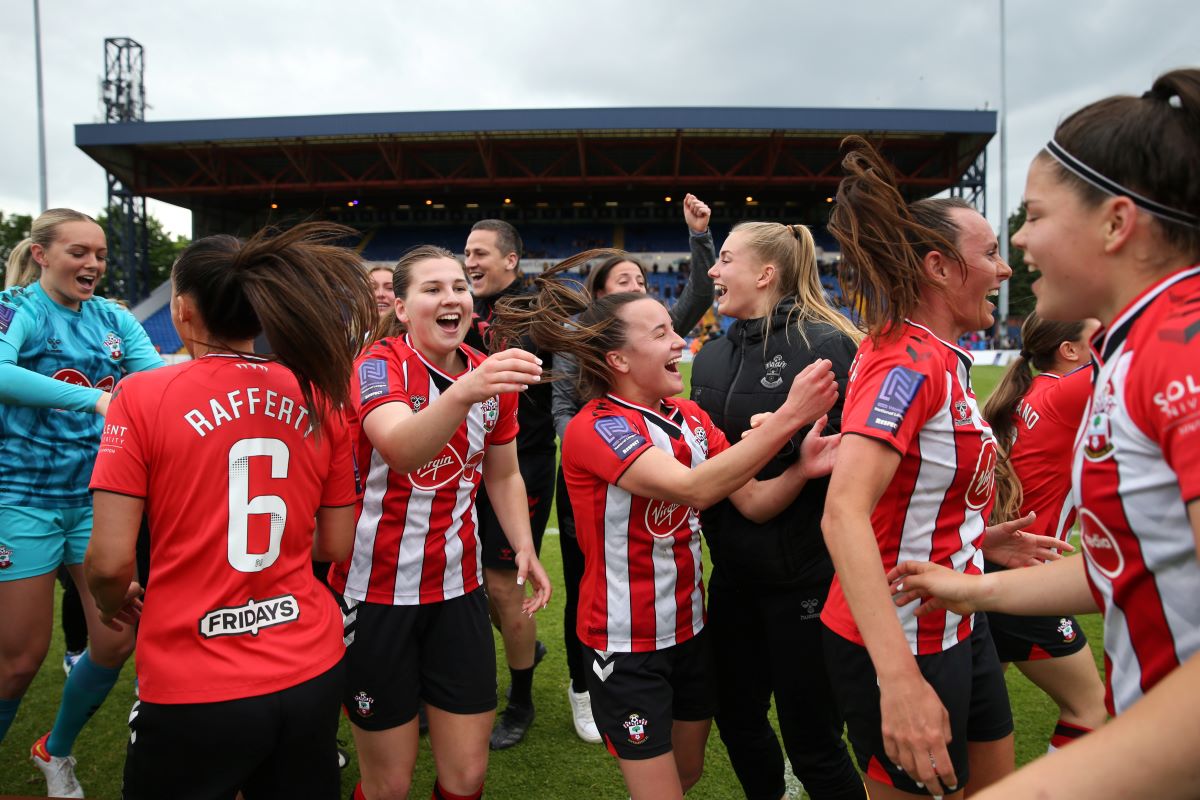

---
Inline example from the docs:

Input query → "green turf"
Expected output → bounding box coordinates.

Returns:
[0,364,1104,798]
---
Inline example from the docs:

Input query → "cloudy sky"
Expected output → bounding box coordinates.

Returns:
[1,0,1194,237]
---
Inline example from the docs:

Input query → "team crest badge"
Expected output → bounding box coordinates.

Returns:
[354,691,374,717]
[0,545,12,570]
[761,355,787,389]
[1057,618,1077,643]
[102,331,123,361]
[691,422,708,457]
[953,399,972,426]
[623,713,649,745]
[481,396,500,433]
[1083,411,1114,460]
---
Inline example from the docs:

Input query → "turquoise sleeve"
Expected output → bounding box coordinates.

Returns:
[0,361,103,412]
[117,308,165,374]
[0,300,103,412]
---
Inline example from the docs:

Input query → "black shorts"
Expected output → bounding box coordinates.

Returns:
[478,449,555,569]
[982,561,1089,662]
[123,660,344,800]
[823,615,1013,794]
[340,588,496,730]
[585,629,717,761]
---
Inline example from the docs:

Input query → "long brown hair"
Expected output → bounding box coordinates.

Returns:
[371,245,461,343]
[171,222,376,429]
[1044,68,1200,261]
[729,220,862,348]
[827,136,972,340]
[490,248,649,401]
[983,312,1088,523]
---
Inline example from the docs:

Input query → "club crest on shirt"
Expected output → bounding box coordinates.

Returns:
[690,421,709,457]
[953,399,972,427]
[1084,380,1117,461]
[1057,618,1077,643]
[761,354,787,389]
[481,395,500,433]
[866,366,925,434]
[623,713,649,745]
[102,331,123,361]
[0,545,13,570]
[354,691,374,718]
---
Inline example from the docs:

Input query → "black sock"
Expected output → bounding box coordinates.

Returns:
[570,675,588,694]
[508,666,533,707]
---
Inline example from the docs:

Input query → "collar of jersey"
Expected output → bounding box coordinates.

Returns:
[405,333,473,380]
[29,282,85,318]
[903,318,974,372]
[202,352,269,362]
[1093,263,1200,365]
[604,393,684,438]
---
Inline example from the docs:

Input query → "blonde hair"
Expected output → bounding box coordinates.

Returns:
[5,208,97,289]
[731,220,862,348]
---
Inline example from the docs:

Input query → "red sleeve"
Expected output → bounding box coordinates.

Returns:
[564,412,654,486]
[841,346,941,454]
[490,391,519,446]
[89,376,151,497]
[1128,342,1200,503]
[1046,365,1093,429]
[320,410,358,507]
[352,345,413,418]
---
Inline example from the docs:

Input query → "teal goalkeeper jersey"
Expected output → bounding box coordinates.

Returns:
[0,282,163,507]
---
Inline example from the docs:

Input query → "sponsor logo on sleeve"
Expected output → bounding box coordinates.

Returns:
[865,366,925,434]
[0,304,14,334]
[358,359,390,404]
[198,594,299,638]
[594,416,647,460]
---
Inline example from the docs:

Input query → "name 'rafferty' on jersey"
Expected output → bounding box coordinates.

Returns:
[184,387,312,439]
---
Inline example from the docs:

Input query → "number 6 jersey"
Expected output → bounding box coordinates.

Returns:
[89,354,356,704]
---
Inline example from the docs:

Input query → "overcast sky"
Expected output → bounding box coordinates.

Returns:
[1,0,1194,237]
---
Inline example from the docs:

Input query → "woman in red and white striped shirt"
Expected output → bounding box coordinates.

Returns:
[489,251,839,800]
[327,245,551,800]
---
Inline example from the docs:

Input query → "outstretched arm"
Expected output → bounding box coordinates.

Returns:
[618,361,836,510]
[668,193,716,335]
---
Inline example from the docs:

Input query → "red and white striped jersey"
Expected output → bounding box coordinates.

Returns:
[563,394,729,653]
[823,320,997,655]
[1008,365,1092,540]
[1073,265,1200,715]
[327,335,518,606]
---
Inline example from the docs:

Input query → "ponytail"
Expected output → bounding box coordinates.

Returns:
[490,248,647,401]
[172,222,377,429]
[5,239,38,288]
[983,312,1088,523]
[827,136,972,340]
